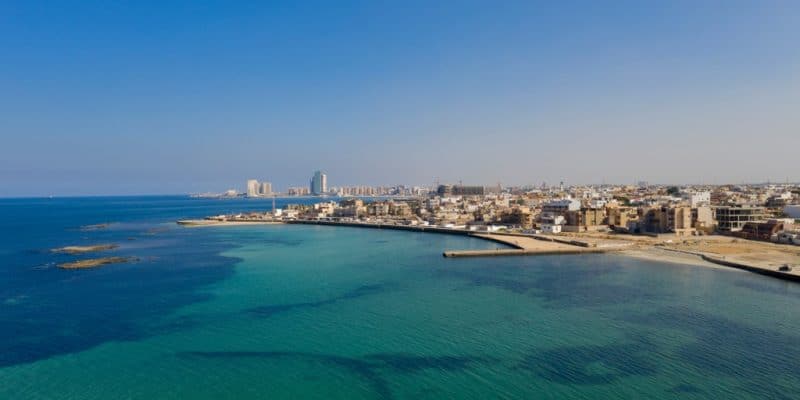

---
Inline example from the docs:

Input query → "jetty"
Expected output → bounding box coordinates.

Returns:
[285,220,620,258]
[177,219,282,227]
[443,233,618,258]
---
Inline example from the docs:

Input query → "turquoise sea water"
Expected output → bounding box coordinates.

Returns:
[1,196,800,399]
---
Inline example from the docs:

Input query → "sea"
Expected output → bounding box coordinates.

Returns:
[1,196,799,399]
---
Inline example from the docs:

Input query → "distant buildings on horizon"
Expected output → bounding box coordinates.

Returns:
[246,179,273,197]
[241,169,433,198]
[227,172,799,201]
[310,170,327,196]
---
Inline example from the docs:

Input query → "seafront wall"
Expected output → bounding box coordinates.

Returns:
[285,220,491,239]
[700,254,800,282]
[442,248,610,258]
[284,220,615,258]
[655,247,800,283]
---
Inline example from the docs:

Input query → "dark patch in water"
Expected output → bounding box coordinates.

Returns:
[667,384,703,394]
[0,240,240,368]
[733,279,800,299]
[248,283,393,318]
[438,259,661,308]
[622,306,800,388]
[517,341,657,385]
[177,350,494,399]
[262,238,303,247]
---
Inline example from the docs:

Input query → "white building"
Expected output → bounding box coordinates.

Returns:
[589,198,608,208]
[246,179,260,197]
[542,199,581,215]
[260,182,272,196]
[540,215,565,234]
[683,191,711,207]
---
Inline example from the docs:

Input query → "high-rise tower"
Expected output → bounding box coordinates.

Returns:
[310,170,327,195]
[246,179,259,197]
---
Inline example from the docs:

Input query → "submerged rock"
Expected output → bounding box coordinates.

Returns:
[51,244,118,254]
[58,256,138,270]
[79,223,112,231]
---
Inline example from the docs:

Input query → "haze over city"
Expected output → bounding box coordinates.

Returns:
[4,3,800,399]
[2,1,799,196]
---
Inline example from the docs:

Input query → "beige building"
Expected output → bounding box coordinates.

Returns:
[246,179,260,197]
[672,206,694,236]
[499,206,534,229]
[260,182,272,196]
[563,208,607,232]
[607,206,638,228]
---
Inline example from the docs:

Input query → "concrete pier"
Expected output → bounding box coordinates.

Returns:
[286,220,619,258]
[443,233,614,258]
[443,248,610,258]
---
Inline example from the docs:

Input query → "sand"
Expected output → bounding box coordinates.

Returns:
[620,247,729,269]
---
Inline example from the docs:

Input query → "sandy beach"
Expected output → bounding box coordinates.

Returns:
[620,247,729,269]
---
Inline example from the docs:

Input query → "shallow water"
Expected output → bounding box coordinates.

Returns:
[1,196,799,399]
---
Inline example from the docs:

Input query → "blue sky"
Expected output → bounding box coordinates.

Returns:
[1,1,798,196]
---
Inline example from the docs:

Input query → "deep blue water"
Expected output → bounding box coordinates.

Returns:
[0,196,313,367]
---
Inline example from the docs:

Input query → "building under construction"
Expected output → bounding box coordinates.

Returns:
[714,205,768,232]
[436,184,485,196]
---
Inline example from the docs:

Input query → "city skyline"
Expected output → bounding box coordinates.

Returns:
[225,173,798,198]
[3,3,800,398]
[2,2,799,197]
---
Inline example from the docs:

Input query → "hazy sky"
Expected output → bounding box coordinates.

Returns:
[1,1,798,196]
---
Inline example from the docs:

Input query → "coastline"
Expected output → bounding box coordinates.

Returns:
[175,218,799,282]
[619,247,729,269]
[177,220,283,227]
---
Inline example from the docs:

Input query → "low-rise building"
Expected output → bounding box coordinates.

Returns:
[541,199,581,215]
[714,205,767,232]
[540,215,565,234]
[564,208,607,232]
[738,219,788,241]
[499,206,534,229]
[607,206,638,229]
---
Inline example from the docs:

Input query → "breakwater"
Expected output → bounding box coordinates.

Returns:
[284,220,615,258]
[442,248,610,258]
[701,254,800,282]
